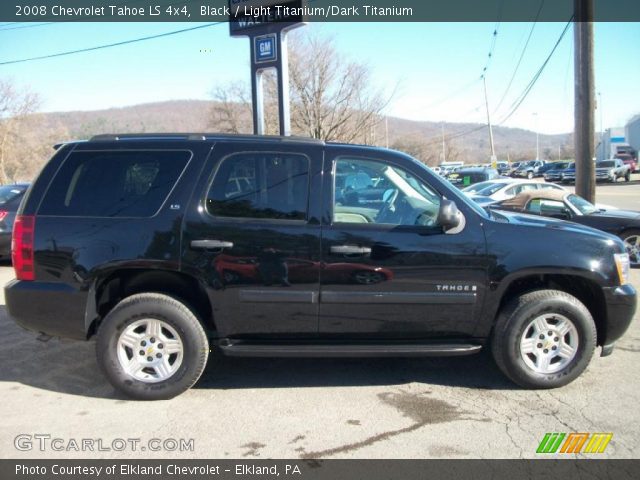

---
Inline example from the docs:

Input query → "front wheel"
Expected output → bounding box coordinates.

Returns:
[621,229,640,267]
[96,293,209,400]
[491,290,596,389]
[527,171,534,179]
[625,171,631,182]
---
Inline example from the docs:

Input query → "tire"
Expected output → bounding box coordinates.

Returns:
[491,289,596,389]
[621,229,640,267]
[527,171,534,179]
[625,171,631,182]
[352,270,385,285]
[96,293,209,400]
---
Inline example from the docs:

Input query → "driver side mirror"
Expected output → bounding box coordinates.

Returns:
[437,199,461,232]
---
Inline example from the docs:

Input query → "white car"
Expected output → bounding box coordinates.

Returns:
[462,179,565,206]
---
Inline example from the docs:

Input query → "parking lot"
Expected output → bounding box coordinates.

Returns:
[1,181,639,460]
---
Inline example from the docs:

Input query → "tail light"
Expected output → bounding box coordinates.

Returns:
[0,210,7,222]
[12,215,35,281]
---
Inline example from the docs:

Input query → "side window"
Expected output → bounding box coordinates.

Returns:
[333,158,441,227]
[527,199,565,215]
[39,150,190,217]
[207,152,309,221]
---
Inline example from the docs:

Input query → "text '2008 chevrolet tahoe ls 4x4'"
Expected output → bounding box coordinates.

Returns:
[5,134,637,400]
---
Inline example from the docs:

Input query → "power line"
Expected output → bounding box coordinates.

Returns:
[0,22,56,32]
[491,0,545,115]
[0,22,223,66]
[497,18,573,126]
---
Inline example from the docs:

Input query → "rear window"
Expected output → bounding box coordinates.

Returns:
[0,185,26,205]
[39,150,190,217]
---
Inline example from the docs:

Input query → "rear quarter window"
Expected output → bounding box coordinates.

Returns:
[38,150,190,217]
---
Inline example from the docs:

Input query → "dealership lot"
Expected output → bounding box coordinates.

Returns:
[1,183,639,460]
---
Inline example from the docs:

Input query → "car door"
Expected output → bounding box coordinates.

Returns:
[318,148,489,338]
[182,141,323,339]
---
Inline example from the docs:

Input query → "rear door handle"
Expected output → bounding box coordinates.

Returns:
[330,245,372,255]
[191,239,234,250]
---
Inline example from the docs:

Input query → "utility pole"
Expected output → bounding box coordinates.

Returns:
[441,122,446,163]
[533,112,539,160]
[482,75,497,166]
[385,116,389,148]
[574,0,596,202]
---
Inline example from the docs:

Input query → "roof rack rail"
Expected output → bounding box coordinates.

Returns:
[88,133,325,144]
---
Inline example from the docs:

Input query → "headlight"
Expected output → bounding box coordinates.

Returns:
[614,253,630,285]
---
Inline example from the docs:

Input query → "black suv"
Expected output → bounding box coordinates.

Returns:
[5,134,637,400]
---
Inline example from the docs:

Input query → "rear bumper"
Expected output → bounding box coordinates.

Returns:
[601,283,637,355]
[4,279,89,340]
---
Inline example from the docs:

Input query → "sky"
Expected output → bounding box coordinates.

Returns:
[0,20,638,134]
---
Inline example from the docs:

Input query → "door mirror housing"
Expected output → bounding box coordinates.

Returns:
[437,199,461,232]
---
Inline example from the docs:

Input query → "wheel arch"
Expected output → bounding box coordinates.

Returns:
[486,271,607,346]
[86,268,215,338]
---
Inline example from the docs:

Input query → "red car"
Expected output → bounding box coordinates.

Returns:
[213,254,393,286]
[616,154,638,173]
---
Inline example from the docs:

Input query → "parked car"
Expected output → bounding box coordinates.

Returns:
[543,162,571,182]
[0,183,30,258]
[461,179,565,206]
[446,167,502,187]
[5,134,635,399]
[616,155,637,174]
[595,159,631,183]
[512,160,547,179]
[493,189,640,266]
[560,162,576,184]
[495,161,511,175]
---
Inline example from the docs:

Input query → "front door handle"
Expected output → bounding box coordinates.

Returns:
[330,245,372,255]
[191,239,234,250]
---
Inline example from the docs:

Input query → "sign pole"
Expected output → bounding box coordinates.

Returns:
[276,30,291,136]
[249,39,266,135]
[228,0,307,137]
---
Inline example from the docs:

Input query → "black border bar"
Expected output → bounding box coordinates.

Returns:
[2,0,640,22]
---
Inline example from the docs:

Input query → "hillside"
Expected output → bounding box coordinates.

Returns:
[39,100,572,162]
[4,100,574,182]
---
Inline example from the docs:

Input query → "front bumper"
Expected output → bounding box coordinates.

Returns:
[5,279,89,340]
[600,283,637,355]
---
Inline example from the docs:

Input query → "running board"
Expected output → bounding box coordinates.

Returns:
[217,343,482,358]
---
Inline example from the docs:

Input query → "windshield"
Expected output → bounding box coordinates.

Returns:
[461,180,502,195]
[552,162,569,170]
[567,194,598,215]
[596,161,615,168]
[0,185,26,204]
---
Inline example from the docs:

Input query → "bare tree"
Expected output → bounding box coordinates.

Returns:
[288,33,392,142]
[209,32,394,143]
[0,78,42,183]
[209,82,252,134]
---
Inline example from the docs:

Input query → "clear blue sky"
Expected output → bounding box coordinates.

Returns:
[0,21,638,134]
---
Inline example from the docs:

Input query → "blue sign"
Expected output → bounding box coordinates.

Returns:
[254,34,277,64]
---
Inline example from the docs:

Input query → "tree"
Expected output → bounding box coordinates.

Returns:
[0,78,42,183]
[287,33,392,142]
[209,32,394,143]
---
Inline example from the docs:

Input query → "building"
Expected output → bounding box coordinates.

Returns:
[626,114,640,153]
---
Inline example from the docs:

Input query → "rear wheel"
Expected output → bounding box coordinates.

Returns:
[96,293,209,400]
[492,290,596,389]
[527,171,534,179]
[625,171,631,182]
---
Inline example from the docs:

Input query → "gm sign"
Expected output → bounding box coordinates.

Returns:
[254,34,277,63]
